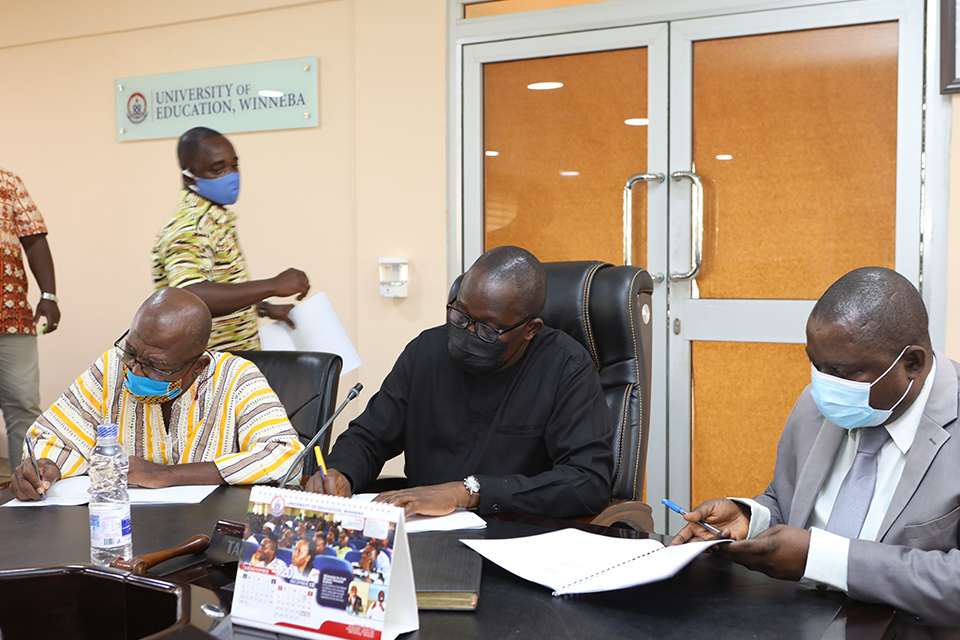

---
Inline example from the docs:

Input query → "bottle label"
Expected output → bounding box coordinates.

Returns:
[89,504,132,548]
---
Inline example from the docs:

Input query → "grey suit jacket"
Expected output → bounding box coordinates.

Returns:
[754,352,960,626]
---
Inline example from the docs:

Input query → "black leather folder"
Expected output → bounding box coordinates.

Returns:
[409,531,483,610]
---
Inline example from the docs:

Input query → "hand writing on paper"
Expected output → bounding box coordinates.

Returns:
[713,524,811,581]
[11,457,60,501]
[669,498,750,546]
[304,468,352,498]
[374,482,469,517]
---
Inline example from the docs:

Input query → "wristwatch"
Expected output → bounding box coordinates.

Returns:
[40,292,58,304]
[463,475,480,509]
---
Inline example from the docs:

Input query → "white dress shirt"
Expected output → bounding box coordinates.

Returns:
[737,356,937,592]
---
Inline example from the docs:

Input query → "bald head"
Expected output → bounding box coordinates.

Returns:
[810,267,931,356]
[463,246,546,318]
[133,288,211,355]
[177,126,223,170]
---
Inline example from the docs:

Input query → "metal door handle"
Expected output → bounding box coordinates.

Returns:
[622,172,664,266]
[669,171,703,281]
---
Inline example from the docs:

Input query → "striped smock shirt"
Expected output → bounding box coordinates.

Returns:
[152,190,260,351]
[25,350,304,484]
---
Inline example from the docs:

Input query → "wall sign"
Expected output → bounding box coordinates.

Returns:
[115,57,318,141]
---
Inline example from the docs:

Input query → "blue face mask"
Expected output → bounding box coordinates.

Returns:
[183,169,240,206]
[809,345,913,430]
[124,370,184,405]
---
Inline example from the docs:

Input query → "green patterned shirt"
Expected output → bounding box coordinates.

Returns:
[152,190,259,351]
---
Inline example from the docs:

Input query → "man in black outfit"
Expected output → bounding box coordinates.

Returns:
[305,246,614,518]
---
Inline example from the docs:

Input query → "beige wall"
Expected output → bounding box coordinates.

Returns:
[0,0,447,471]
[948,96,960,360]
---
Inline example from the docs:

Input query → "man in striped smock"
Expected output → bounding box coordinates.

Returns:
[151,126,310,351]
[9,287,304,500]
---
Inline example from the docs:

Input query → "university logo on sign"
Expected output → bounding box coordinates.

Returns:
[126,92,147,124]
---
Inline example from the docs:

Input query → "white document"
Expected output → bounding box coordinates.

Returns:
[127,484,219,504]
[3,476,219,507]
[406,510,487,534]
[461,527,729,595]
[1,475,91,507]
[353,493,487,533]
[258,292,362,375]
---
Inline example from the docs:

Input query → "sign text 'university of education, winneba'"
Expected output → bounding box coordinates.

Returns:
[115,57,318,142]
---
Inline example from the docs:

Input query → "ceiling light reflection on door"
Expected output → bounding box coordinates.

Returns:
[559,171,580,177]
[527,82,563,90]
[485,151,500,157]
[716,154,733,160]
[624,118,649,126]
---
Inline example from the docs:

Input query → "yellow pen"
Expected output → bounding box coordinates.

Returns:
[314,446,328,481]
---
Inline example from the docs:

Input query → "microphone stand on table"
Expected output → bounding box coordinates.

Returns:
[278,383,363,489]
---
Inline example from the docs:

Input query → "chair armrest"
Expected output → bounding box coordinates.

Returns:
[590,499,655,533]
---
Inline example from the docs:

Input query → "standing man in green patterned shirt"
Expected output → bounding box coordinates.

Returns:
[152,127,310,351]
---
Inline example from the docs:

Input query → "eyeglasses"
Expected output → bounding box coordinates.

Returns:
[446,304,532,344]
[113,330,202,381]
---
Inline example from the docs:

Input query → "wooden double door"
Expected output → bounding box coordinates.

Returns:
[460,0,925,531]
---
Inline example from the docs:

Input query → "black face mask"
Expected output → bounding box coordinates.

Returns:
[446,323,510,375]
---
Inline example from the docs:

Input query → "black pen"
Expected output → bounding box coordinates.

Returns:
[24,436,45,501]
[662,498,721,535]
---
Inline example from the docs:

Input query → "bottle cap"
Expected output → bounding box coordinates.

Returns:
[97,423,119,439]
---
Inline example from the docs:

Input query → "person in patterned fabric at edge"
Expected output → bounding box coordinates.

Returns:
[0,167,60,466]
[151,126,310,351]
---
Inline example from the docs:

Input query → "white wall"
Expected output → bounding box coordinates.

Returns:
[0,0,447,474]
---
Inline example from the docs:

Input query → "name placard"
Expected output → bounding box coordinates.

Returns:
[115,57,318,142]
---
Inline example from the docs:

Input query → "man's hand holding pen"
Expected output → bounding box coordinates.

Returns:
[10,456,61,501]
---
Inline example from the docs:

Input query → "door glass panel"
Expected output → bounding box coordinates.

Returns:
[690,341,811,507]
[483,48,648,265]
[691,22,898,300]
[465,0,613,19]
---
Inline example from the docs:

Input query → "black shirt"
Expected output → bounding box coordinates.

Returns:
[326,325,614,517]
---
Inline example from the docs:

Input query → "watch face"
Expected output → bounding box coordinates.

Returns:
[464,476,480,494]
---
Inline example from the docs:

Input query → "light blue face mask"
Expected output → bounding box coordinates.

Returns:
[124,370,184,405]
[809,345,913,430]
[183,169,240,206]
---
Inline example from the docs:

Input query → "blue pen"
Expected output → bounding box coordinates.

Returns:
[662,499,722,536]
[24,436,46,502]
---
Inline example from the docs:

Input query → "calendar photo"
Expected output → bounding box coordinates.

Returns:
[232,487,416,640]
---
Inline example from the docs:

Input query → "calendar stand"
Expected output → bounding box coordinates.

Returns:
[232,487,419,640]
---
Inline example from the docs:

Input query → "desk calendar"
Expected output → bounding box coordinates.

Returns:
[232,487,418,640]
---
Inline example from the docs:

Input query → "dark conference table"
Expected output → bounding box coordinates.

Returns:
[0,484,936,640]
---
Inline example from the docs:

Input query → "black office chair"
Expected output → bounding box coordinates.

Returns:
[449,261,655,532]
[230,350,342,477]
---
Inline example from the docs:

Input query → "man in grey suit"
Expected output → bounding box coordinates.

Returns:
[671,267,960,626]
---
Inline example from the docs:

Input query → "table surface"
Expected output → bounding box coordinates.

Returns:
[0,484,922,640]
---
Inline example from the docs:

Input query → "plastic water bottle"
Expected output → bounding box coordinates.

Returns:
[88,423,133,566]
